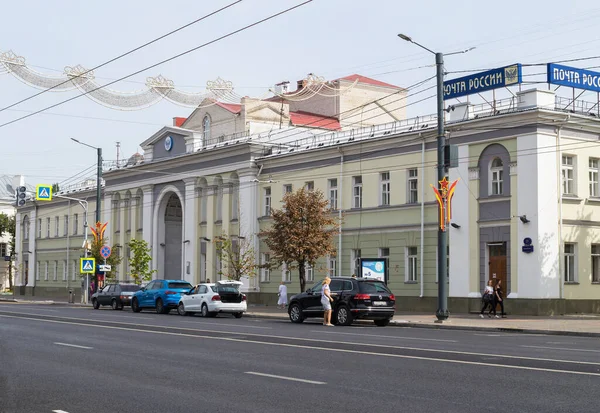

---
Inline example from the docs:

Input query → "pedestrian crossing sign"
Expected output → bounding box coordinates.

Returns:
[35,184,53,201]
[80,258,95,274]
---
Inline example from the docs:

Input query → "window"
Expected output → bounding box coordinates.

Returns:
[490,158,503,195]
[406,246,418,282]
[327,255,337,277]
[63,215,69,236]
[73,213,79,235]
[216,187,223,222]
[306,263,314,282]
[328,178,338,210]
[114,200,121,230]
[351,249,361,276]
[407,168,418,203]
[46,218,50,238]
[36,262,40,281]
[592,245,600,283]
[203,115,211,142]
[62,260,67,281]
[231,187,239,220]
[72,261,77,281]
[264,187,271,216]
[37,218,41,238]
[305,181,314,191]
[53,261,58,281]
[380,172,390,206]
[0,243,6,257]
[283,262,291,282]
[24,218,29,240]
[200,251,207,282]
[136,198,143,229]
[564,243,576,282]
[44,262,49,281]
[379,248,390,258]
[260,253,271,282]
[283,184,293,194]
[54,216,59,237]
[125,200,131,231]
[200,190,208,222]
[353,176,362,208]
[216,242,223,280]
[562,155,575,196]
[590,159,599,197]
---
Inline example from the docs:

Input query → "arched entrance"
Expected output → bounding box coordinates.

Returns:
[155,190,184,280]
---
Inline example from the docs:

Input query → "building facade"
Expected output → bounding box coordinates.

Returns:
[14,86,600,314]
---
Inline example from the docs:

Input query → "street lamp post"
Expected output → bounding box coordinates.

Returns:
[397,34,474,321]
[70,138,102,226]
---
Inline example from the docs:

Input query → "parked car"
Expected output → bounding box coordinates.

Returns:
[177,280,247,318]
[288,277,395,326]
[91,283,141,310]
[131,279,193,314]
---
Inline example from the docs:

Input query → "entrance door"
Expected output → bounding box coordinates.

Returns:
[488,243,507,311]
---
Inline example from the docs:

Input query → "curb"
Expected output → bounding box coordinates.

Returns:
[0,297,90,307]
[244,312,600,338]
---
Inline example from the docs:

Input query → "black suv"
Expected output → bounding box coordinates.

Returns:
[288,277,396,326]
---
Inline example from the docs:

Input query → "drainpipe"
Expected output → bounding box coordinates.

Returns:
[420,134,425,298]
[557,118,568,299]
[338,148,344,277]
[66,200,71,293]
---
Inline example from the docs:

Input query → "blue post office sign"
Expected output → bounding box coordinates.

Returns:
[443,64,522,100]
[547,63,600,92]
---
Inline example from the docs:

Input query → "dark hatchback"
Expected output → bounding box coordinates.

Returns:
[288,277,396,326]
[92,283,141,310]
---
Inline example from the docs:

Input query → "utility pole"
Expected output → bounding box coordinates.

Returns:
[96,147,102,226]
[397,34,474,322]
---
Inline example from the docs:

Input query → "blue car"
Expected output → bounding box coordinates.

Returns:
[131,279,193,314]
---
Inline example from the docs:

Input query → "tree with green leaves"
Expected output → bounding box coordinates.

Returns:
[88,235,122,286]
[263,188,339,293]
[52,183,60,193]
[216,233,257,281]
[0,213,16,290]
[127,238,156,284]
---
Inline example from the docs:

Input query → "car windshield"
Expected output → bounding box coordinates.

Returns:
[120,285,141,292]
[215,284,240,294]
[358,281,392,294]
[168,282,193,290]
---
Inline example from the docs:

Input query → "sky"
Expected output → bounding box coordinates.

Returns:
[1,0,600,187]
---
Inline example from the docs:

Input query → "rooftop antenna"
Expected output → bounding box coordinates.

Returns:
[116,141,121,167]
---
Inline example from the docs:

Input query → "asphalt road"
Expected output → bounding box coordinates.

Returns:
[1,302,599,413]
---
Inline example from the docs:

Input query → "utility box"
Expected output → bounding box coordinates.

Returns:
[444,144,458,168]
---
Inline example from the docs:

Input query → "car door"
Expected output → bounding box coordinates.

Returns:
[150,280,164,306]
[328,279,344,308]
[185,286,199,311]
[196,285,209,309]
[112,285,122,303]
[140,281,156,307]
[304,280,324,313]
[98,285,112,305]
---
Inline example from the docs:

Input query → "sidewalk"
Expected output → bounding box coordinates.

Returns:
[2,295,599,337]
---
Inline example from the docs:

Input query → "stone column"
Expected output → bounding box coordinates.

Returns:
[238,168,259,291]
[183,179,198,284]
[141,185,154,273]
[205,185,217,282]
[117,196,126,281]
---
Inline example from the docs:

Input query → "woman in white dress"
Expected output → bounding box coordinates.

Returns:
[277,281,288,309]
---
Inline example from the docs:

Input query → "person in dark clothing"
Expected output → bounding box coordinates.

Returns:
[495,279,506,318]
[480,280,495,318]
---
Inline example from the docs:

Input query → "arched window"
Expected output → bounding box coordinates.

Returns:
[490,158,503,195]
[203,115,211,143]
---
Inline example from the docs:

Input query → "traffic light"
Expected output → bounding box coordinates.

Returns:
[15,186,27,207]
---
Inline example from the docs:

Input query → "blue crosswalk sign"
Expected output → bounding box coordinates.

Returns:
[35,184,52,201]
[80,258,95,274]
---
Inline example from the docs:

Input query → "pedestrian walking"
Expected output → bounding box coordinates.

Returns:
[480,280,495,318]
[321,277,334,326]
[495,279,506,318]
[206,278,211,284]
[277,281,288,309]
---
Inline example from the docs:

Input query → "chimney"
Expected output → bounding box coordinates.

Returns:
[297,79,304,91]
[274,81,290,95]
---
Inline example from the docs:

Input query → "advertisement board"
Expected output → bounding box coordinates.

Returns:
[359,258,388,284]
[547,63,600,93]
[443,64,522,100]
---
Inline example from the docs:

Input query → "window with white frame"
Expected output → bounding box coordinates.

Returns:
[328,178,338,210]
[53,261,58,281]
[231,186,239,220]
[200,190,208,222]
[44,262,49,281]
[351,249,361,276]
[264,187,271,216]
[37,218,41,238]
[216,241,223,280]
[113,201,121,230]
[63,215,69,236]
[380,172,390,206]
[407,168,418,203]
[283,184,293,195]
[305,181,314,191]
[283,262,291,282]
[406,246,418,282]
[490,158,503,195]
[24,218,29,240]
[216,187,223,222]
[203,115,211,142]
[379,247,389,258]
[352,176,362,208]
[590,158,599,197]
[260,253,271,282]
[46,218,50,238]
[592,244,600,283]
[36,262,40,281]
[54,216,59,237]
[73,213,79,235]
[562,155,575,196]
[136,197,143,229]
[125,199,131,231]
[0,243,6,257]
[306,263,314,282]
[72,261,77,281]
[200,251,207,282]
[327,255,337,277]
[563,243,576,282]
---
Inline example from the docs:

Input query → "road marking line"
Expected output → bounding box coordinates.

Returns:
[2,311,597,367]
[522,345,600,353]
[311,330,457,343]
[180,320,272,330]
[3,314,600,377]
[245,371,325,385]
[54,342,93,350]
[52,410,70,413]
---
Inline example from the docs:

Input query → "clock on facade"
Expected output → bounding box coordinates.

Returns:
[165,136,173,151]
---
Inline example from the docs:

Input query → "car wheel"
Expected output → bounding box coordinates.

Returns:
[374,318,391,327]
[111,299,119,310]
[92,298,99,310]
[234,312,243,319]
[131,298,141,313]
[156,299,168,314]
[288,303,304,324]
[335,305,353,326]
[201,304,209,317]
[177,302,186,316]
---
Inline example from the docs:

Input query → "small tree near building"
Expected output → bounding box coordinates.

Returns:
[127,238,156,285]
[0,213,16,290]
[263,188,339,293]
[216,234,257,281]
